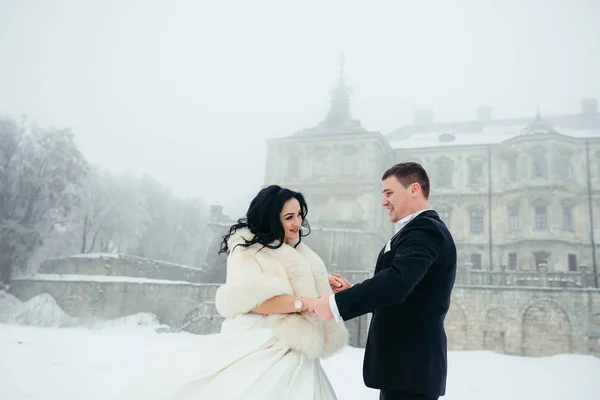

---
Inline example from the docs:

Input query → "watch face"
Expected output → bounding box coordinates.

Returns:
[294,299,302,310]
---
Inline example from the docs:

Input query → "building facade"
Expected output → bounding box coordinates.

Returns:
[258,71,600,353]
[265,71,600,279]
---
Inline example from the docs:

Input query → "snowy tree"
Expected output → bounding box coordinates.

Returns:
[79,169,150,254]
[167,197,212,268]
[134,176,211,267]
[29,167,151,263]
[0,116,88,284]
[134,175,173,260]
[30,169,211,269]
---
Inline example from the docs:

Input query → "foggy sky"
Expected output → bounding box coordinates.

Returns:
[1,0,599,217]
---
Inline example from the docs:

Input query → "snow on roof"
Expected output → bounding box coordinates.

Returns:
[389,124,600,149]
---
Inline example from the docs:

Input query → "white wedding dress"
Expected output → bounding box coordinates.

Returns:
[120,313,338,400]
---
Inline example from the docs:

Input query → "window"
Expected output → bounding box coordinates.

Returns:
[534,251,549,269]
[470,210,484,233]
[439,210,451,226]
[287,156,299,179]
[535,205,547,230]
[312,157,326,177]
[568,254,577,271]
[508,157,518,181]
[508,252,517,270]
[557,159,571,179]
[532,152,547,178]
[471,253,482,269]
[436,159,453,188]
[508,206,518,232]
[563,206,573,231]
[470,163,484,185]
[339,146,358,176]
[311,146,329,178]
[556,149,572,180]
[340,154,356,176]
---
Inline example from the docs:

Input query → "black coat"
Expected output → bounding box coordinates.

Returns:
[334,210,457,397]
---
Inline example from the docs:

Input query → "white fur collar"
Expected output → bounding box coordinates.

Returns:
[227,227,327,297]
[217,226,348,358]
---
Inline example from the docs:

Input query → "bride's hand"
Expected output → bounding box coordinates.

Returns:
[328,273,352,292]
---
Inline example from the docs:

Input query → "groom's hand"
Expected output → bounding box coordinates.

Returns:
[328,273,352,292]
[313,295,334,321]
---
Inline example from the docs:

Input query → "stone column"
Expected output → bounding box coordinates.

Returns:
[499,264,507,286]
[579,264,590,288]
[538,263,549,287]
[464,262,474,285]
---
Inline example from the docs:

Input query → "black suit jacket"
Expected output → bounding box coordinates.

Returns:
[334,210,457,397]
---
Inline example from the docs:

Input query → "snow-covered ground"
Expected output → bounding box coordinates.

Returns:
[1,292,599,399]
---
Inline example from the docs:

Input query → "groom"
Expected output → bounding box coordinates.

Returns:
[318,162,457,400]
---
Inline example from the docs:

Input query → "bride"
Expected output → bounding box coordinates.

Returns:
[121,185,349,399]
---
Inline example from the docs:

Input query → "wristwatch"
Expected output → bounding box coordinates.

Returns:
[293,297,303,312]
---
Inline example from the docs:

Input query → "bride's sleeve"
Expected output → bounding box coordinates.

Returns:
[215,248,293,318]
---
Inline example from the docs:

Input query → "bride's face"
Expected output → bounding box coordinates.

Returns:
[280,198,302,244]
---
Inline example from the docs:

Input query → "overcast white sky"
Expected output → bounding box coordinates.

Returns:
[1,0,599,216]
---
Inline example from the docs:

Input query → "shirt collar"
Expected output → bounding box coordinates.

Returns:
[396,208,432,231]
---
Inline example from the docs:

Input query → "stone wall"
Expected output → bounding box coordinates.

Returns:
[9,277,223,333]
[10,277,600,356]
[39,254,204,283]
[445,286,600,357]
[334,271,600,356]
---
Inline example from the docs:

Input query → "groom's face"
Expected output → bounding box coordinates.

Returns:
[381,176,412,223]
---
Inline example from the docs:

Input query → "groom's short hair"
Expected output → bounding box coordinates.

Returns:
[382,162,430,199]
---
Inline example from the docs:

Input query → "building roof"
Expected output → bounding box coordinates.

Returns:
[289,65,600,148]
[387,112,600,150]
[387,111,600,138]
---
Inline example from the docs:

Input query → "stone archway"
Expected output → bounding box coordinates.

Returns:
[483,308,505,352]
[522,300,572,356]
[445,301,468,350]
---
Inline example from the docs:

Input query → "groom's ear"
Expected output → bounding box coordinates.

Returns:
[410,182,421,198]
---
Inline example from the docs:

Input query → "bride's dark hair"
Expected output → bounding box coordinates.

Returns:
[218,185,311,255]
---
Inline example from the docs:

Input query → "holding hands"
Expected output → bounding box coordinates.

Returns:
[299,273,351,321]
[328,273,352,293]
[308,273,353,321]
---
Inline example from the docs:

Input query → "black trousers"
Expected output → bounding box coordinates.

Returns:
[379,389,438,400]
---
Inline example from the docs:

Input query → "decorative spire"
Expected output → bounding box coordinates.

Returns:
[292,55,367,136]
[323,54,352,127]
[524,107,558,135]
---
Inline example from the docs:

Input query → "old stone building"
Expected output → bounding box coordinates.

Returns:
[389,103,600,277]
[258,67,600,355]
[265,69,600,277]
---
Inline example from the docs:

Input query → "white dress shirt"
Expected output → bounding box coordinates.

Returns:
[329,209,432,322]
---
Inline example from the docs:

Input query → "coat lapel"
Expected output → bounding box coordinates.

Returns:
[374,210,440,274]
[374,247,386,274]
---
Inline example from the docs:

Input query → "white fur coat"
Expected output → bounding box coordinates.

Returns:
[215,227,348,359]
